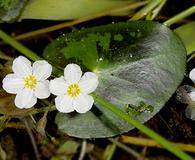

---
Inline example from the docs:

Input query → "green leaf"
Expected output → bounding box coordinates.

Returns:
[174,21,195,55]
[19,0,137,21]
[43,21,186,138]
[0,0,27,23]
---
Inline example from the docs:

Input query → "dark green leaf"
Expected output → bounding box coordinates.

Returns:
[44,21,186,138]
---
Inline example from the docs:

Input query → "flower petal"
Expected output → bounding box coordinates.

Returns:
[2,74,24,94]
[15,88,36,108]
[49,77,68,96]
[79,72,98,94]
[12,56,32,77]
[23,96,37,109]
[189,91,195,101]
[33,60,52,80]
[55,95,74,113]
[34,81,50,99]
[64,64,82,84]
[73,94,94,113]
[189,68,195,83]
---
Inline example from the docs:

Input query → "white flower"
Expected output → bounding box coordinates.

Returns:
[189,68,195,101]
[49,64,98,113]
[2,56,52,109]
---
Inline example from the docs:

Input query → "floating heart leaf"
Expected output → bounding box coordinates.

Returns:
[43,21,186,138]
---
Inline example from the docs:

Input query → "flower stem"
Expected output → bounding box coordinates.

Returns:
[0,30,41,61]
[129,0,162,20]
[164,6,195,26]
[92,93,193,160]
[78,140,87,160]
[21,117,41,160]
[108,138,141,159]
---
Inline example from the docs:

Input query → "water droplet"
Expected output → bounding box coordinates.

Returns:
[99,57,103,61]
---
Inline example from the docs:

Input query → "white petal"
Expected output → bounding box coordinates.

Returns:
[23,97,37,109]
[79,72,98,94]
[189,91,195,101]
[55,95,74,113]
[2,74,24,94]
[34,81,50,99]
[12,56,32,77]
[64,64,82,84]
[15,88,36,108]
[33,60,52,80]
[49,77,68,96]
[73,94,94,113]
[189,68,195,83]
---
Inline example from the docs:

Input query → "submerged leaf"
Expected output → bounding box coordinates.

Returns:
[44,21,186,138]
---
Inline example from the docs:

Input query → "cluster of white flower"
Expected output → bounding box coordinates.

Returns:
[2,56,98,113]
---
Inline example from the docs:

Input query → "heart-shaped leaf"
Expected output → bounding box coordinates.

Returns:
[43,21,186,138]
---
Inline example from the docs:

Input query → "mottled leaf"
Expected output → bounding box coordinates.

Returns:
[43,21,186,138]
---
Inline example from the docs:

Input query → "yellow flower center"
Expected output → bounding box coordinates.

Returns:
[23,75,37,90]
[67,84,80,97]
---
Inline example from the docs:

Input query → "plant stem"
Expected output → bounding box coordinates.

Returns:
[78,140,87,160]
[0,50,13,61]
[146,0,167,20]
[21,117,41,160]
[121,135,195,153]
[164,6,195,26]
[0,30,41,61]
[130,0,162,20]
[108,138,142,159]
[92,94,193,160]
[103,138,117,160]
[187,51,195,62]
